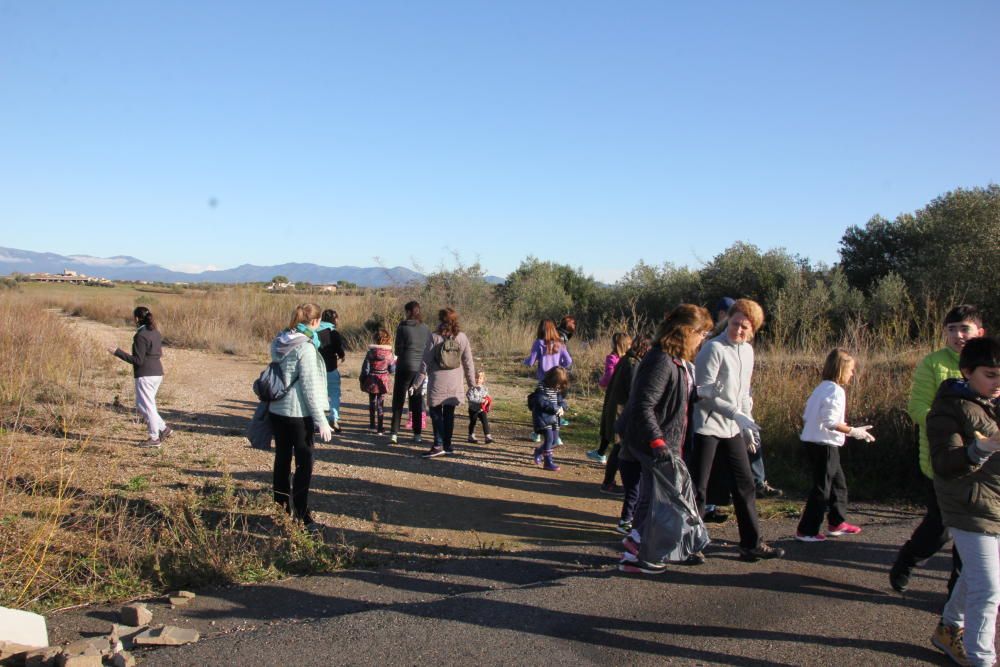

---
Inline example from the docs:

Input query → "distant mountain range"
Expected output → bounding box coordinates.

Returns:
[0,247,429,287]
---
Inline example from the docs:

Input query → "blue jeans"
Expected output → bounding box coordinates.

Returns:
[942,528,1000,667]
[748,441,766,485]
[326,370,341,423]
[429,404,456,451]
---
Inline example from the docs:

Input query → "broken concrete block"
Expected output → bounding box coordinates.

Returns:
[132,626,199,646]
[171,591,195,599]
[58,656,103,667]
[111,651,136,667]
[0,607,48,648]
[168,597,190,607]
[60,637,110,658]
[1,640,37,661]
[118,604,151,627]
[24,645,62,667]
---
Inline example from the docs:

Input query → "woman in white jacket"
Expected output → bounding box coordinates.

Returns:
[690,298,783,562]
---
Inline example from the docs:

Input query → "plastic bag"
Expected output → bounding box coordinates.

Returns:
[638,451,710,564]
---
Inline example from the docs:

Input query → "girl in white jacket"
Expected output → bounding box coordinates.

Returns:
[796,348,876,542]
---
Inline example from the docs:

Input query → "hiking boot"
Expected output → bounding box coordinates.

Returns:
[703,508,729,523]
[828,521,862,536]
[421,446,446,459]
[586,449,608,464]
[600,483,626,496]
[533,449,543,466]
[484,435,494,444]
[889,559,912,593]
[159,426,173,440]
[795,532,827,543]
[931,622,970,666]
[614,520,632,535]
[467,435,478,444]
[389,433,398,445]
[138,438,161,448]
[739,542,785,562]
[755,481,784,498]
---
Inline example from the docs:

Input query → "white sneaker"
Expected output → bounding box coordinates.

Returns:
[389,433,398,445]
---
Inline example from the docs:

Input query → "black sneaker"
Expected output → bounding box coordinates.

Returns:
[703,508,730,523]
[683,551,706,566]
[421,447,446,459]
[889,560,912,593]
[467,435,478,444]
[138,438,162,449]
[159,426,173,440]
[600,483,626,496]
[755,481,784,498]
[739,542,785,562]
[484,435,494,444]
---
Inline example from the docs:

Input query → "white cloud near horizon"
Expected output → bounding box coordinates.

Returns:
[162,262,221,274]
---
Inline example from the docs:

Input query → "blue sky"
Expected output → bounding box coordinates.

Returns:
[1,2,997,282]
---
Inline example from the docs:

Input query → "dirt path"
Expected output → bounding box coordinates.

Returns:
[67,315,623,558]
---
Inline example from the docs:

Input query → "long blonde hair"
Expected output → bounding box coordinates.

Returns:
[822,348,856,386]
[288,303,322,330]
[612,332,631,357]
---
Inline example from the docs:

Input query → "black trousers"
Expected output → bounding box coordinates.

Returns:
[390,369,424,435]
[468,408,491,436]
[270,413,315,520]
[895,478,963,593]
[430,404,456,450]
[619,457,642,523]
[797,442,848,536]
[603,442,622,487]
[691,433,762,549]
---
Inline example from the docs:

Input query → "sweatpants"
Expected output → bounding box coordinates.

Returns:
[270,413,315,520]
[942,529,1000,667]
[390,369,424,436]
[134,375,166,438]
[691,433,762,550]
[796,442,848,536]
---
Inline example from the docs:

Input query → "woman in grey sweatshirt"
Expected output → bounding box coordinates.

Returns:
[689,299,783,562]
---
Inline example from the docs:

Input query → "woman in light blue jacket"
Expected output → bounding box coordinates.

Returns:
[269,303,331,528]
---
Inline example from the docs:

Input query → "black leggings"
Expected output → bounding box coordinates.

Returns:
[468,409,491,437]
[390,369,424,435]
[368,393,386,430]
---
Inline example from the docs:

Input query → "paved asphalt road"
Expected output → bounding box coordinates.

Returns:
[85,504,960,666]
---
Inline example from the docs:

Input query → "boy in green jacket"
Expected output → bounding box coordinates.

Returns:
[890,305,986,593]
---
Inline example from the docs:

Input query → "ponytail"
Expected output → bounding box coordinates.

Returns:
[133,306,155,331]
[288,303,322,330]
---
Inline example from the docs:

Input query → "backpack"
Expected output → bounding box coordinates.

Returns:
[435,336,462,370]
[253,361,299,402]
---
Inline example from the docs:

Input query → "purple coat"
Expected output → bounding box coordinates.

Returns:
[524,339,573,381]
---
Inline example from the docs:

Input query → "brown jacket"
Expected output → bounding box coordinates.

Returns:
[929,379,1000,534]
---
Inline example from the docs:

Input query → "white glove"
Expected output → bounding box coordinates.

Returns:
[317,421,333,443]
[847,425,875,443]
[556,407,565,417]
[974,432,1000,453]
[744,428,761,453]
[407,385,415,397]
[733,412,760,433]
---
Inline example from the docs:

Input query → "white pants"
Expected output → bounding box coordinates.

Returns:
[942,528,1000,667]
[135,376,166,439]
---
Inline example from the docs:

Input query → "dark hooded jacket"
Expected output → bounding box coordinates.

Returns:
[616,344,690,463]
[929,378,1000,535]
[394,319,430,374]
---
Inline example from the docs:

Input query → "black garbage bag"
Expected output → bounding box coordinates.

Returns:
[638,451,710,564]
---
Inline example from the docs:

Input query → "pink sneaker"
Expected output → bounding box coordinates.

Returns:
[827,522,862,536]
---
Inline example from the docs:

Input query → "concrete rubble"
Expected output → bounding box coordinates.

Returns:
[0,599,200,667]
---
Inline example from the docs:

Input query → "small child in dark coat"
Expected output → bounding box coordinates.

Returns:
[529,367,570,471]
